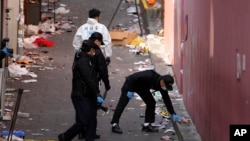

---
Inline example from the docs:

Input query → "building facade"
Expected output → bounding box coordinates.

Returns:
[164,0,250,141]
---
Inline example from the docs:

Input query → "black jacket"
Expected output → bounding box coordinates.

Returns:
[91,48,110,90]
[71,51,100,97]
[125,70,176,115]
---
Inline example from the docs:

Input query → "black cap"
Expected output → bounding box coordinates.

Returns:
[81,40,98,52]
[162,75,174,91]
[89,32,105,45]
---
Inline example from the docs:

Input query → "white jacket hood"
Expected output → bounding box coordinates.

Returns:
[86,18,98,25]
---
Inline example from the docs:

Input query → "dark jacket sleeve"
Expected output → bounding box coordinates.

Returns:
[126,70,155,91]
[96,49,110,89]
[77,57,100,95]
[160,90,176,115]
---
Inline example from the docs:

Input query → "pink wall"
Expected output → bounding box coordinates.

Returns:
[164,0,250,140]
[163,0,174,65]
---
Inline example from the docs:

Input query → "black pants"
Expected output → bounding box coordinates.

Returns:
[111,82,156,124]
[63,96,97,141]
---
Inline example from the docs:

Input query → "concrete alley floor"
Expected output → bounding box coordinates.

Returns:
[2,0,201,141]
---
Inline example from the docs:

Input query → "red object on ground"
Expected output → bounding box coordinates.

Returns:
[33,37,54,47]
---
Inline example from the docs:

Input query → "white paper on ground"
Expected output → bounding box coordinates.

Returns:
[21,79,37,83]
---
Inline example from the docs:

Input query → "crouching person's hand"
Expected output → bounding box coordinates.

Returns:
[97,95,104,105]
[126,91,134,100]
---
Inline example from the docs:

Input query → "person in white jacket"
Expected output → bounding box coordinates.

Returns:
[72,8,112,64]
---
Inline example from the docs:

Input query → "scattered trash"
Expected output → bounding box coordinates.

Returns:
[18,112,30,118]
[55,7,70,14]
[21,79,37,83]
[27,72,38,78]
[38,68,46,71]
[5,88,16,92]
[158,124,166,130]
[31,133,43,136]
[161,118,170,126]
[23,89,31,93]
[160,110,170,118]
[8,63,29,77]
[17,55,34,64]
[160,135,171,141]
[59,3,67,7]
[4,101,14,107]
[0,122,6,129]
[38,19,56,34]
[130,37,145,46]
[136,65,154,71]
[2,135,24,141]
[33,37,54,47]
[126,6,140,14]
[164,127,175,134]
[116,57,123,61]
[4,93,14,96]
[60,23,72,31]
[44,66,54,70]
[40,128,50,132]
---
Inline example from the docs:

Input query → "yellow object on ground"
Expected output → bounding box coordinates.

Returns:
[130,37,145,46]
[160,110,170,117]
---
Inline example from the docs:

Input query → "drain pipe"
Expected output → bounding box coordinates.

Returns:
[108,0,143,37]
[107,0,123,29]
[0,0,3,38]
[0,0,3,67]
[134,0,143,36]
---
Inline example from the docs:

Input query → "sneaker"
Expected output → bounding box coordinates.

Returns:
[112,124,123,134]
[142,124,159,132]
[58,133,64,141]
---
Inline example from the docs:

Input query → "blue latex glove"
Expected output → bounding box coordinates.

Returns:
[126,91,134,100]
[172,114,183,122]
[97,95,104,104]
[2,47,10,56]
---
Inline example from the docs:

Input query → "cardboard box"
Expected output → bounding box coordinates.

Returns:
[109,30,138,46]
[109,30,127,46]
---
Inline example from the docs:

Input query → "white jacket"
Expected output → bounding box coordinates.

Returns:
[72,18,112,57]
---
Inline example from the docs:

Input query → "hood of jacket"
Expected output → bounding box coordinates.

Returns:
[87,18,98,26]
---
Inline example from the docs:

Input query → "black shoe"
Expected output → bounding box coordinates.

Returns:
[58,133,64,141]
[78,132,101,140]
[142,124,159,132]
[112,124,123,134]
[78,132,84,140]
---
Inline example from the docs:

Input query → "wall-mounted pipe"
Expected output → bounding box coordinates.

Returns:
[0,0,3,45]
[242,54,246,71]
[236,52,241,79]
